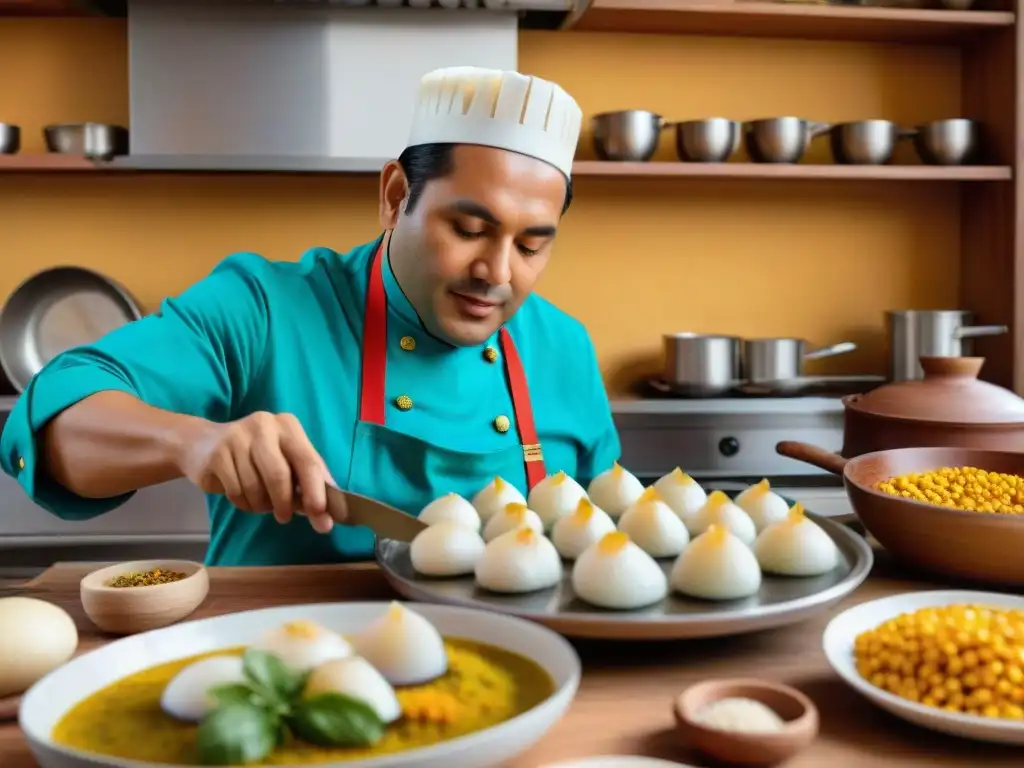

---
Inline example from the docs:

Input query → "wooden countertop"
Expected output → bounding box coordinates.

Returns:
[2,557,1022,767]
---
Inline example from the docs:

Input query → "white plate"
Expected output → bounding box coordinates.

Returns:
[538,759,697,767]
[20,601,581,768]
[822,589,1024,745]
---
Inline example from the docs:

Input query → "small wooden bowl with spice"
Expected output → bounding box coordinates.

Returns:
[80,560,208,635]
[673,678,818,766]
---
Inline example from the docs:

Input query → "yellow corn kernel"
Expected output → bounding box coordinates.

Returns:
[876,466,1024,514]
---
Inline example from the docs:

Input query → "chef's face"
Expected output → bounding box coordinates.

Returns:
[381,144,568,347]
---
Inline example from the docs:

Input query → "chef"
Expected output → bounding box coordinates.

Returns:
[0,66,620,566]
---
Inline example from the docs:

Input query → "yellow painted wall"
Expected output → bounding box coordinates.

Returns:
[0,19,961,393]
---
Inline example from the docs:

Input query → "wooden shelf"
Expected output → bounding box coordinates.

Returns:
[566,0,1015,44]
[0,154,1010,181]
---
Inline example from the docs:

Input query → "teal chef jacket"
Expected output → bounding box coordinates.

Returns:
[0,237,620,566]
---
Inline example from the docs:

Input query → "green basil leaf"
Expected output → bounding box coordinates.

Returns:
[207,683,260,708]
[242,649,301,703]
[288,692,385,747]
[195,703,278,766]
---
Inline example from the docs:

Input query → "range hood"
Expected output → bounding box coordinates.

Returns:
[123,1,572,170]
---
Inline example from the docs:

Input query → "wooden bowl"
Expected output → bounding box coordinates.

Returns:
[80,560,209,635]
[673,678,819,766]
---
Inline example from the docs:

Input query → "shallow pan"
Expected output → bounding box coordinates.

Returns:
[0,266,142,392]
[776,440,1024,586]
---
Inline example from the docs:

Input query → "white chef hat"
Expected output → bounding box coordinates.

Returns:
[405,66,582,178]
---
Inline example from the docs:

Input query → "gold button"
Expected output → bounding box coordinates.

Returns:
[395,394,413,411]
[483,346,499,363]
[494,415,511,433]
[18,457,25,470]
[400,336,416,352]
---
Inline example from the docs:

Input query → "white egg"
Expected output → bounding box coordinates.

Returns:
[471,476,527,523]
[527,471,588,530]
[304,656,401,723]
[475,526,563,593]
[482,502,544,542]
[251,621,353,673]
[418,493,481,532]
[753,503,841,577]
[616,487,690,558]
[160,655,246,722]
[551,498,617,560]
[351,602,448,686]
[670,524,762,601]
[653,468,708,531]
[0,597,78,698]
[410,520,485,577]
[690,490,757,546]
[735,479,791,533]
[572,531,668,610]
[586,461,645,518]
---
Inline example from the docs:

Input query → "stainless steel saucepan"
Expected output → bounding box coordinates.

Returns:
[744,117,831,164]
[743,338,857,384]
[591,110,668,162]
[663,333,743,396]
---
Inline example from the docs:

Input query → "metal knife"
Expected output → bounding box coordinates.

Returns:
[325,484,428,543]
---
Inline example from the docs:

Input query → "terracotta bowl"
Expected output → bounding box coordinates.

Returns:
[673,678,819,766]
[779,441,1024,586]
[80,560,209,635]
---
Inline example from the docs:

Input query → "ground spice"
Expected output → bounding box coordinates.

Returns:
[106,568,187,588]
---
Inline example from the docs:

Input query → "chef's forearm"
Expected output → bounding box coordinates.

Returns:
[40,390,209,499]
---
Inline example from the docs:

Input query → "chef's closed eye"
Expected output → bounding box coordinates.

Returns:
[452,219,488,239]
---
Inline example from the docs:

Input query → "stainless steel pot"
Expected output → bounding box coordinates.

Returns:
[44,123,129,160]
[744,118,831,164]
[885,310,1008,381]
[663,333,742,396]
[591,110,666,162]
[908,119,979,166]
[743,338,857,383]
[672,118,741,163]
[0,124,20,154]
[829,120,905,165]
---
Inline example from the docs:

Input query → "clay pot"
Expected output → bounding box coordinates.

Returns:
[836,357,1024,457]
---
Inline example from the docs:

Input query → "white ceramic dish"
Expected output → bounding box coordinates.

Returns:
[20,601,581,768]
[823,589,1024,745]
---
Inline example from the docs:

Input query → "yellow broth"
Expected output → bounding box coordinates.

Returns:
[52,638,554,765]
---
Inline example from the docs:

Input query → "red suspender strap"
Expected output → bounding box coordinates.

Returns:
[499,328,548,491]
[358,243,388,425]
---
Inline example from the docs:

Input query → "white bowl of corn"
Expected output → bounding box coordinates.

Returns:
[823,590,1024,744]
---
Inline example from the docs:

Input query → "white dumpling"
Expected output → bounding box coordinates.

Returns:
[670,524,762,601]
[475,526,563,594]
[735,479,791,533]
[587,461,645,519]
[653,468,708,530]
[690,491,756,546]
[471,476,527,523]
[616,487,690,558]
[304,657,401,723]
[527,471,588,530]
[551,498,617,560]
[351,602,447,686]
[418,493,481,532]
[252,621,353,673]
[160,656,246,722]
[753,502,840,577]
[572,531,668,610]
[482,502,544,543]
[410,520,485,577]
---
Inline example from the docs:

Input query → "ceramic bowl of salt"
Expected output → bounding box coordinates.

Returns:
[673,677,818,766]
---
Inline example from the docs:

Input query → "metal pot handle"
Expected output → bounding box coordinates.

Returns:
[808,121,832,138]
[954,324,1009,340]
[804,341,857,361]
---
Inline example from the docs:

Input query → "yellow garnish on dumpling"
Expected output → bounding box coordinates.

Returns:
[704,523,728,547]
[786,502,807,524]
[611,461,623,477]
[572,498,595,524]
[670,467,695,486]
[598,530,631,555]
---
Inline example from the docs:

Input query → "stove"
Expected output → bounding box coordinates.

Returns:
[611,396,851,518]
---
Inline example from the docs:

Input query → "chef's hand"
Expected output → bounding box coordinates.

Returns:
[177,411,344,534]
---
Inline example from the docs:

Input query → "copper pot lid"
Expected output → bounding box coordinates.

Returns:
[845,357,1024,425]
